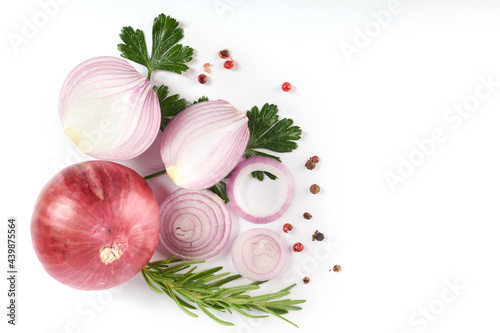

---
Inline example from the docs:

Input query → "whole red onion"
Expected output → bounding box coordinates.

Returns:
[31,161,160,291]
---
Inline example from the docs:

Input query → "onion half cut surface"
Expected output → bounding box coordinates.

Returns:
[231,228,287,281]
[59,56,160,161]
[160,99,249,189]
[157,189,232,260]
[226,156,294,223]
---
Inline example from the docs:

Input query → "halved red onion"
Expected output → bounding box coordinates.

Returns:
[157,188,232,260]
[226,156,294,223]
[59,56,160,161]
[231,228,287,281]
[160,100,249,189]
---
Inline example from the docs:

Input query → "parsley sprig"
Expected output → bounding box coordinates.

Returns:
[118,14,194,79]
[244,103,302,180]
[142,258,305,327]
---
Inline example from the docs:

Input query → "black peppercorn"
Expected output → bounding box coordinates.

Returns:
[305,159,316,170]
[312,230,324,241]
[310,184,320,194]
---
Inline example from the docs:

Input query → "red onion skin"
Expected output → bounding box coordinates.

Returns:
[31,161,160,291]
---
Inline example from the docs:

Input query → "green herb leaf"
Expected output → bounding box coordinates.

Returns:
[142,258,305,327]
[246,103,302,154]
[118,14,193,79]
[150,14,194,74]
[153,85,189,131]
[245,103,302,180]
[193,96,210,104]
[118,26,149,69]
[207,181,229,204]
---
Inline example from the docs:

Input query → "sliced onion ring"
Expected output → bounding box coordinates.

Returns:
[226,156,294,223]
[231,228,287,281]
[157,188,232,260]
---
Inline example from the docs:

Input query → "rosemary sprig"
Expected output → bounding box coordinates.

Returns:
[142,258,306,327]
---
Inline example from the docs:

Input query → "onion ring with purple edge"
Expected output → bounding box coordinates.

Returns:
[157,188,232,260]
[231,228,287,281]
[226,156,294,223]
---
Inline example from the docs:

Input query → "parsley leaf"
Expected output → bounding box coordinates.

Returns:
[118,14,194,79]
[245,103,302,180]
[153,85,189,131]
[207,181,229,204]
[150,14,193,74]
[117,27,149,69]
[193,96,210,104]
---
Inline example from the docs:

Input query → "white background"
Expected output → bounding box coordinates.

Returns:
[1,0,500,332]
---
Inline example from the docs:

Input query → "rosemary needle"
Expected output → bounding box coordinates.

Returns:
[141,258,306,327]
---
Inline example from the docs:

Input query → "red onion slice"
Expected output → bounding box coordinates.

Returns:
[157,189,232,260]
[226,156,294,223]
[231,228,287,281]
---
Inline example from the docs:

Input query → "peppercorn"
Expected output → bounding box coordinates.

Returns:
[293,242,304,252]
[218,49,230,58]
[312,230,324,241]
[283,223,293,233]
[224,59,234,69]
[305,159,316,170]
[203,63,211,74]
[303,212,312,220]
[309,184,320,194]
[302,276,310,284]
[333,265,341,273]
[198,74,208,84]
[310,155,320,163]
[282,82,292,92]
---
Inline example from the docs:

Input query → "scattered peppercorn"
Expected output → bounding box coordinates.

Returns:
[303,212,312,220]
[310,155,320,163]
[203,63,211,74]
[333,265,342,273]
[223,59,234,69]
[292,242,304,252]
[283,223,293,233]
[198,74,208,84]
[302,276,310,284]
[312,230,325,241]
[305,159,316,170]
[218,49,230,58]
[309,184,320,194]
[282,82,292,92]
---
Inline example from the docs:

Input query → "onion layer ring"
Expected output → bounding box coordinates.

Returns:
[231,228,287,281]
[157,189,232,260]
[226,156,294,223]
